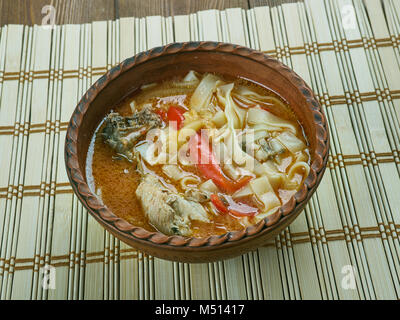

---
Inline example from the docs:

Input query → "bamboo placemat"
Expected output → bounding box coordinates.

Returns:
[1,0,400,300]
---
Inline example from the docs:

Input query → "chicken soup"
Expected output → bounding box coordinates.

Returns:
[86,71,310,237]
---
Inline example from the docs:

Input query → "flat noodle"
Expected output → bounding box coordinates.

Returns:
[254,161,285,190]
[135,86,193,104]
[162,164,186,180]
[217,83,246,129]
[170,80,199,89]
[180,176,201,190]
[276,131,306,153]
[211,110,227,127]
[190,73,220,112]
[249,176,281,211]
[223,162,240,180]
[183,70,200,82]
[233,184,253,198]
[234,85,288,112]
[216,83,254,167]
[199,179,219,194]
[247,106,298,134]
[253,206,280,223]
[288,161,310,180]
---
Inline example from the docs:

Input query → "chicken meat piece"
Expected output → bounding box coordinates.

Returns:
[254,138,286,162]
[184,188,209,203]
[135,174,209,236]
[101,105,161,160]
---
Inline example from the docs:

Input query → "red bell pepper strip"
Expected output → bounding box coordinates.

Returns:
[224,195,258,217]
[210,194,229,214]
[210,194,258,217]
[231,176,253,192]
[155,105,186,130]
[167,105,186,130]
[155,108,167,121]
[189,132,252,194]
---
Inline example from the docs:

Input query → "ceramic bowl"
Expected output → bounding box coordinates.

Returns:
[65,41,329,263]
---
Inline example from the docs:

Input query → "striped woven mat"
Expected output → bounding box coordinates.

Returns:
[1,0,400,300]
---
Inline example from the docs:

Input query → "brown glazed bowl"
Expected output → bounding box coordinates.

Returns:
[65,41,329,263]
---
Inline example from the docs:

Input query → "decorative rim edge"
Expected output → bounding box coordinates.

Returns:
[65,41,329,248]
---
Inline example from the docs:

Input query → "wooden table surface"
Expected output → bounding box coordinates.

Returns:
[0,0,281,26]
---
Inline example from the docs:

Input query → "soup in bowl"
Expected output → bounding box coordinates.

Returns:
[65,42,329,262]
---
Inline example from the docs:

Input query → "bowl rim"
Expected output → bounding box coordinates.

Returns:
[65,41,329,249]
